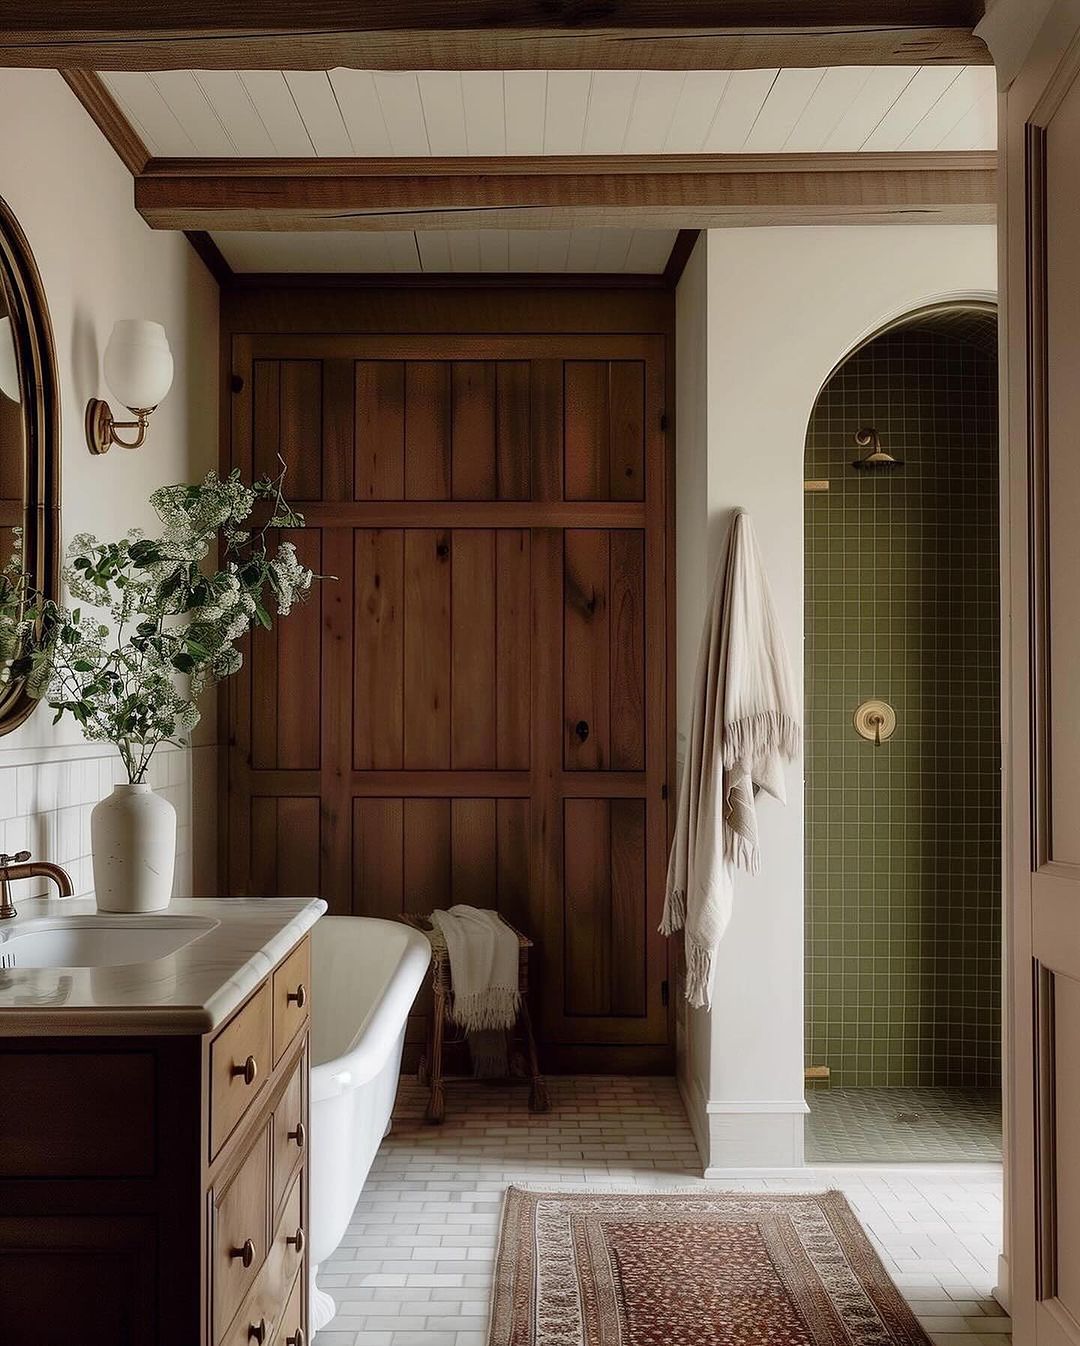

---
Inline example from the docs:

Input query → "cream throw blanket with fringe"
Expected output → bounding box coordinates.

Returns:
[431,903,520,1036]
[661,510,800,1009]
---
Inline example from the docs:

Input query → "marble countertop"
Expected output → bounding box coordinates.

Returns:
[0,896,327,1036]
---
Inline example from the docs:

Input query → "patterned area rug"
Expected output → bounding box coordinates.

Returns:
[489,1188,932,1346]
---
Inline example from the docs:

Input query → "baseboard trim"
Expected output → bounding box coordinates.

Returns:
[706,1098,810,1115]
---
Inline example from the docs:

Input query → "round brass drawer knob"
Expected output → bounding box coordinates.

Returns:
[288,1120,306,1150]
[248,1318,267,1344]
[231,1237,257,1268]
[232,1054,258,1086]
[287,983,307,1009]
[287,1225,305,1256]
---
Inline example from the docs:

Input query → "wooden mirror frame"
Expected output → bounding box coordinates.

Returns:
[0,193,60,736]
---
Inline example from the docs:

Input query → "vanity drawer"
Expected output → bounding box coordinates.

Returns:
[274,1269,304,1346]
[272,938,310,1066]
[213,1123,270,1341]
[272,1050,306,1216]
[211,981,272,1156]
[219,1171,304,1346]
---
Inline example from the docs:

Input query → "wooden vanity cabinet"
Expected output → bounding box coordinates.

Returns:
[0,933,312,1346]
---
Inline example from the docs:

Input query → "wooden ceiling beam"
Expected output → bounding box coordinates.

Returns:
[133,152,997,231]
[0,2,990,70]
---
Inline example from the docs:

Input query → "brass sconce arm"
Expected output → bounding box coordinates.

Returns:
[85,398,154,455]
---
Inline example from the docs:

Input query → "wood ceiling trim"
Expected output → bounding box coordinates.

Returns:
[184,230,235,284]
[0,3,989,70]
[133,152,997,231]
[61,70,149,174]
[663,230,701,286]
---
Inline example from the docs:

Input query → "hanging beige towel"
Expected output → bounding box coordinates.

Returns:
[661,510,800,1009]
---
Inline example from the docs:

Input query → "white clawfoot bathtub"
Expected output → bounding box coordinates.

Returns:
[309,915,430,1332]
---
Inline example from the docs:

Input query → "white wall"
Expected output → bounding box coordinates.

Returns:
[675,225,997,1170]
[0,70,219,897]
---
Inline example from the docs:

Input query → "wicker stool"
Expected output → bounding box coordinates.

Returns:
[400,913,550,1125]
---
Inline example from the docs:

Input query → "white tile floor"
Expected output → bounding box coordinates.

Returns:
[313,1076,1009,1346]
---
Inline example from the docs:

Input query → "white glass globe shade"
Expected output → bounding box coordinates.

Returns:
[103,319,174,411]
[0,316,20,403]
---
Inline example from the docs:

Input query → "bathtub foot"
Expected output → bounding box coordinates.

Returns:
[309,1265,337,1334]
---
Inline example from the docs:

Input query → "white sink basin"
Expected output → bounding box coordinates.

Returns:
[0,915,218,969]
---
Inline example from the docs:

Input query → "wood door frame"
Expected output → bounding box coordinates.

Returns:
[218,285,678,1070]
[1002,2,1080,1336]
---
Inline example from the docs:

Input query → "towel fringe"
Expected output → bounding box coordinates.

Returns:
[723,830,761,874]
[721,712,802,769]
[449,986,520,1034]
[660,887,686,935]
[684,940,714,1010]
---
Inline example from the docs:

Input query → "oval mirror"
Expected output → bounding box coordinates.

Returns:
[0,194,60,735]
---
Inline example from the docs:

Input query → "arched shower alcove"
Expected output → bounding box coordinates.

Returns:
[802,300,1001,1164]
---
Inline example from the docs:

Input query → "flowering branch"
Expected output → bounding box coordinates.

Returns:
[0,464,317,784]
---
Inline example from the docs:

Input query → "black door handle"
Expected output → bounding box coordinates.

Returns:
[575,720,590,743]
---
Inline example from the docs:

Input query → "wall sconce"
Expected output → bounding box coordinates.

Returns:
[85,319,174,455]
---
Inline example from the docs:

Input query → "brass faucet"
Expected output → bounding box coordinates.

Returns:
[0,851,75,920]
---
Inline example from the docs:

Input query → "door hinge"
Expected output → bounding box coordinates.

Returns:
[660,411,669,432]
[661,783,668,800]
[661,979,670,1007]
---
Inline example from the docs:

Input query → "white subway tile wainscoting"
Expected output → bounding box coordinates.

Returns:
[313,1077,1008,1346]
[0,742,216,900]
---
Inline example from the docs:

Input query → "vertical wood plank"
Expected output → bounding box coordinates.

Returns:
[496,529,531,770]
[451,530,497,768]
[610,798,647,1016]
[353,798,404,918]
[251,359,280,483]
[322,358,354,502]
[353,529,404,769]
[529,527,564,1041]
[564,361,609,501]
[404,529,451,769]
[496,361,531,500]
[274,529,322,770]
[451,798,498,904]
[451,361,497,499]
[278,360,323,500]
[608,362,646,501]
[250,797,278,897]
[563,798,612,1016]
[249,624,279,771]
[609,529,646,771]
[496,798,530,933]
[320,527,355,915]
[354,360,405,500]
[405,362,451,500]
[276,798,321,898]
[530,360,563,502]
[403,798,451,910]
[564,529,610,770]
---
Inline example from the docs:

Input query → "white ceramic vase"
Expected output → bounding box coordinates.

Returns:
[91,783,176,914]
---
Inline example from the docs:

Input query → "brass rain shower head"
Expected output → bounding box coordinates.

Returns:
[851,427,903,472]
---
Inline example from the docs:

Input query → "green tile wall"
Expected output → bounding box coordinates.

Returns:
[804,324,1001,1089]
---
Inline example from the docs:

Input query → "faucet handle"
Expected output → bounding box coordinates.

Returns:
[0,851,30,867]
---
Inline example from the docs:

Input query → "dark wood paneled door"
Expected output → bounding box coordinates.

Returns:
[225,333,671,1070]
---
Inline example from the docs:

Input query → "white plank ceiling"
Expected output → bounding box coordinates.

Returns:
[101,66,997,159]
[100,66,996,274]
